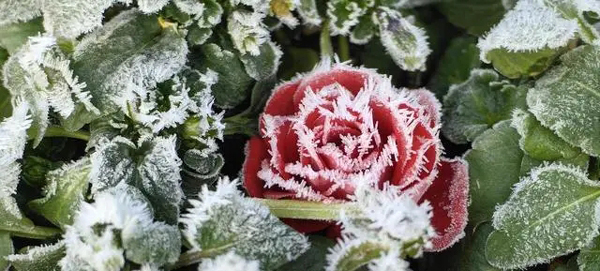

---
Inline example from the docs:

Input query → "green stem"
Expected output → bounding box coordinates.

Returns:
[320,21,334,59]
[255,199,361,221]
[167,245,235,270]
[338,35,350,62]
[43,126,90,141]
[5,226,62,240]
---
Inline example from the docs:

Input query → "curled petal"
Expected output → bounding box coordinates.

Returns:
[264,80,301,116]
[419,157,469,252]
[243,137,270,197]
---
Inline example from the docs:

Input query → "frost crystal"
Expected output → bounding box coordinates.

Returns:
[61,187,154,271]
[198,251,261,271]
[326,184,434,271]
[181,177,310,270]
[327,0,367,36]
[477,0,578,62]
[0,0,41,26]
[227,10,270,56]
[0,101,32,217]
[137,0,170,13]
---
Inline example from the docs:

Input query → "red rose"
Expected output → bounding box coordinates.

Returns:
[243,62,469,251]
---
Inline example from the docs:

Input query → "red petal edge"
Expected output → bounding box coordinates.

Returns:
[419,157,469,252]
[242,137,270,197]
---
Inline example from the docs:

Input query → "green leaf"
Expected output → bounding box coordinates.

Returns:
[239,41,282,80]
[181,151,224,198]
[519,153,590,176]
[579,236,600,271]
[0,17,43,54]
[28,158,91,228]
[8,243,65,271]
[484,47,563,79]
[486,164,600,269]
[279,47,319,81]
[122,223,181,266]
[437,0,507,35]
[456,223,501,271]
[327,240,388,271]
[187,25,212,46]
[511,109,581,161]
[277,236,335,271]
[376,7,431,71]
[297,0,321,26]
[0,232,13,271]
[21,156,61,188]
[350,15,375,45]
[326,0,367,36]
[0,198,61,240]
[442,69,525,144]
[464,121,523,226]
[196,43,253,109]
[527,45,600,157]
[428,36,481,100]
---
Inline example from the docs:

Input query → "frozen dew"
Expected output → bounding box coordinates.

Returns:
[197,251,260,271]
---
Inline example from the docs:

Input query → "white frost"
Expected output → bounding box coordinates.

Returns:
[197,251,260,271]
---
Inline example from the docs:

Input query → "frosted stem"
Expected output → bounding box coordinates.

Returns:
[320,21,334,58]
[256,199,361,221]
[43,126,90,141]
[338,35,350,61]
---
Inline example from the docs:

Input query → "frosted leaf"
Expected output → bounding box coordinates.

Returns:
[134,135,183,223]
[486,163,600,269]
[240,41,283,80]
[463,120,525,226]
[42,0,127,39]
[437,0,509,36]
[326,0,368,36]
[121,221,181,266]
[71,10,187,130]
[227,10,270,56]
[375,7,431,71]
[7,242,65,271]
[0,100,31,198]
[441,69,525,144]
[297,0,321,26]
[526,45,600,156]
[181,177,310,270]
[28,158,92,228]
[195,0,223,28]
[0,18,44,54]
[3,35,96,144]
[350,15,376,45]
[197,251,260,271]
[0,0,41,26]
[89,136,136,194]
[137,0,170,13]
[394,0,441,8]
[511,109,581,161]
[578,236,600,271]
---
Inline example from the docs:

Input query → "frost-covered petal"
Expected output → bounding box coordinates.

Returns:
[418,157,469,252]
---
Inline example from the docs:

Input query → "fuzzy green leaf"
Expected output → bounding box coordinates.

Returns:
[0,198,61,240]
[464,121,523,226]
[350,15,375,45]
[486,164,600,269]
[277,236,335,271]
[437,0,507,35]
[197,43,253,109]
[456,223,500,271]
[442,69,525,144]
[28,158,91,228]
[239,41,282,80]
[326,0,368,36]
[428,36,481,99]
[297,0,321,26]
[122,223,181,266]
[579,236,600,271]
[181,151,224,197]
[327,240,388,271]
[0,18,43,54]
[0,232,12,271]
[511,109,581,161]
[527,45,600,157]
[8,243,65,271]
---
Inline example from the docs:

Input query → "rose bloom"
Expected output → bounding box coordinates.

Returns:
[243,62,469,251]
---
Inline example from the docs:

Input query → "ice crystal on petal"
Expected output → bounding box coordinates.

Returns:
[181,177,310,270]
[197,251,261,271]
[227,10,270,56]
[477,0,578,62]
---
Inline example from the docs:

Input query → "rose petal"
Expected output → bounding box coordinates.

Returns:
[412,88,441,129]
[264,80,301,116]
[293,68,370,108]
[243,137,270,197]
[419,157,469,252]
